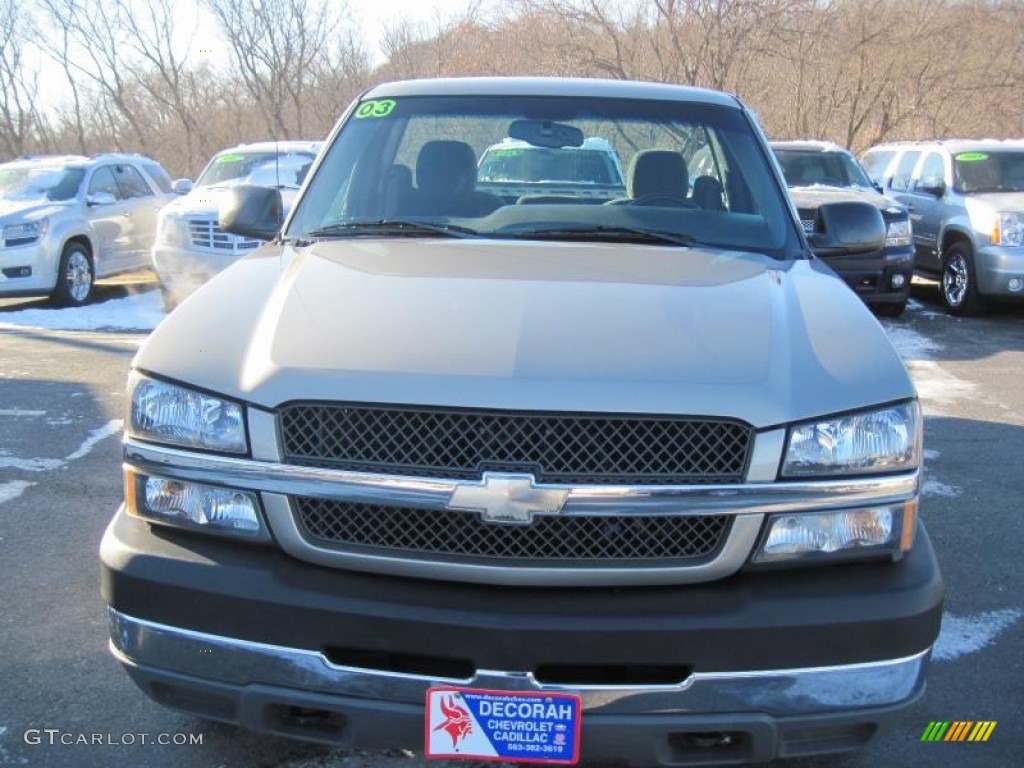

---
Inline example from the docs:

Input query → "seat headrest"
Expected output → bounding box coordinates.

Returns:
[628,150,689,200]
[416,141,478,195]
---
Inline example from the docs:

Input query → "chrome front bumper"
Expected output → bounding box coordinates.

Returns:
[109,609,929,719]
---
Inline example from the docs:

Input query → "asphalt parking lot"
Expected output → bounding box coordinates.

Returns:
[0,275,1021,768]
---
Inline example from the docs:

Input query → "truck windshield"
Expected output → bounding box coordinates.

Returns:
[197,151,317,190]
[774,149,875,190]
[953,150,1024,193]
[288,95,794,256]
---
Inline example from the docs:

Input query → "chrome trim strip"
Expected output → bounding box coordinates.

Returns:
[124,439,920,518]
[746,429,785,482]
[109,609,929,717]
[263,493,762,586]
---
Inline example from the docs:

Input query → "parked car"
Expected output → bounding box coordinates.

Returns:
[103,78,942,766]
[477,136,626,203]
[0,154,176,305]
[861,139,1024,314]
[771,140,913,317]
[151,141,321,308]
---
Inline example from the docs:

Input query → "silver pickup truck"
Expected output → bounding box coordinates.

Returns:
[101,78,943,766]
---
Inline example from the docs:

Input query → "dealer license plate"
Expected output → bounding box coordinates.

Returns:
[425,687,581,764]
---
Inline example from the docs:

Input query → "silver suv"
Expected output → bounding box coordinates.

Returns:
[861,140,1024,314]
[151,141,320,308]
[0,154,175,305]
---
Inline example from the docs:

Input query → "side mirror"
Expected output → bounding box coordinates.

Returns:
[872,181,883,194]
[219,184,282,241]
[916,177,945,197]
[86,192,117,206]
[806,201,886,257]
[171,178,194,195]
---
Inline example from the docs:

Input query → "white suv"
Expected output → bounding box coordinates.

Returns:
[0,154,175,305]
[151,141,320,307]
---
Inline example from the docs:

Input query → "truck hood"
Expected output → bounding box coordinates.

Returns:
[788,186,905,216]
[159,186,301,217]
[136,239,914,429]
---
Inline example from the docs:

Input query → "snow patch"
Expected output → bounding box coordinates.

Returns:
[0,453,64,471]
[0,419,122,472]
[882,323,942,361]
[906,360,977,412]
[0,481,34,505]
[65,420,122,461]
[0,290,165,332]
[923,449,941,460]
[922,479,962,497]
[933,609,1023,662]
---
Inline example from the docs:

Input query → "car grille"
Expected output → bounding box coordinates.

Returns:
[294,497,731,563]
[187,217,262,252]
[278,403,753,485]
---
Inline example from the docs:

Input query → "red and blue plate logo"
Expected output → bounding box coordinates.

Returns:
[426,688,581,764]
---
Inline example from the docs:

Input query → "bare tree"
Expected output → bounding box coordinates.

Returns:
[0,0,41,157]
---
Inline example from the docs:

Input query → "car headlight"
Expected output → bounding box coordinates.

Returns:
[126,371,247,453]
[993,211,1024,246]
[885,219,912,247]
[156,215,189,247]
[781,401,920,477]
[3,217,49,244]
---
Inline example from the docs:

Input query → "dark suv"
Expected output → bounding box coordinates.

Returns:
[772,141,913,317]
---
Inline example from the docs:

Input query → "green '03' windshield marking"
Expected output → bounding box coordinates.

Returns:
[955,152,989,162]
[355,99,397,119]
[215,153,245,163]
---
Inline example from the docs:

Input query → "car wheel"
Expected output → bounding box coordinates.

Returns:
[873,299,907,319]
[50,243,95,306]
[940,243,985,316]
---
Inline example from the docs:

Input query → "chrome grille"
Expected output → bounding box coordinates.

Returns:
[187,217,262,252]
[279,403,753,485]
[294,497,731,563]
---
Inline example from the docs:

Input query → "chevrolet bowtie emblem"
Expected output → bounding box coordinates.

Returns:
[447,472,569,525]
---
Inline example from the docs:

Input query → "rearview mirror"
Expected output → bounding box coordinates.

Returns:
[508,119,584,149]
[219,185,282,242]
[806,201,886,256]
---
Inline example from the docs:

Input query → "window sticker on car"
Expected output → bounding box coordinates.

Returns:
[355,99,397,119]
[215,154,246,163]
[488,149,524,157]
[955,152,989,162]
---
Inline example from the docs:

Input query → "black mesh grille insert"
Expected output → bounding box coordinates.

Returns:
[279,404,752,485]
[294,497,731,563]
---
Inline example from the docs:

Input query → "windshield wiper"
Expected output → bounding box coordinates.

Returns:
[303,219,481,240]
[504,225,695,247]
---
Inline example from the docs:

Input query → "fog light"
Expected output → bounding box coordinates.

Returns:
[752,506,904,564]
[1009,277,1024,293]
[126,469,266,539]
[891,273,907,289]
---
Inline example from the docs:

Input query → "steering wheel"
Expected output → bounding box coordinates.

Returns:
[629,194,692,207]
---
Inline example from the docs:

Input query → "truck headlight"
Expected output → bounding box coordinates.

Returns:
[885,219,912,247]
[781,402,920,477]
[3,218,49,244]
[993,211,1024,246]
[127,371,247,453]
